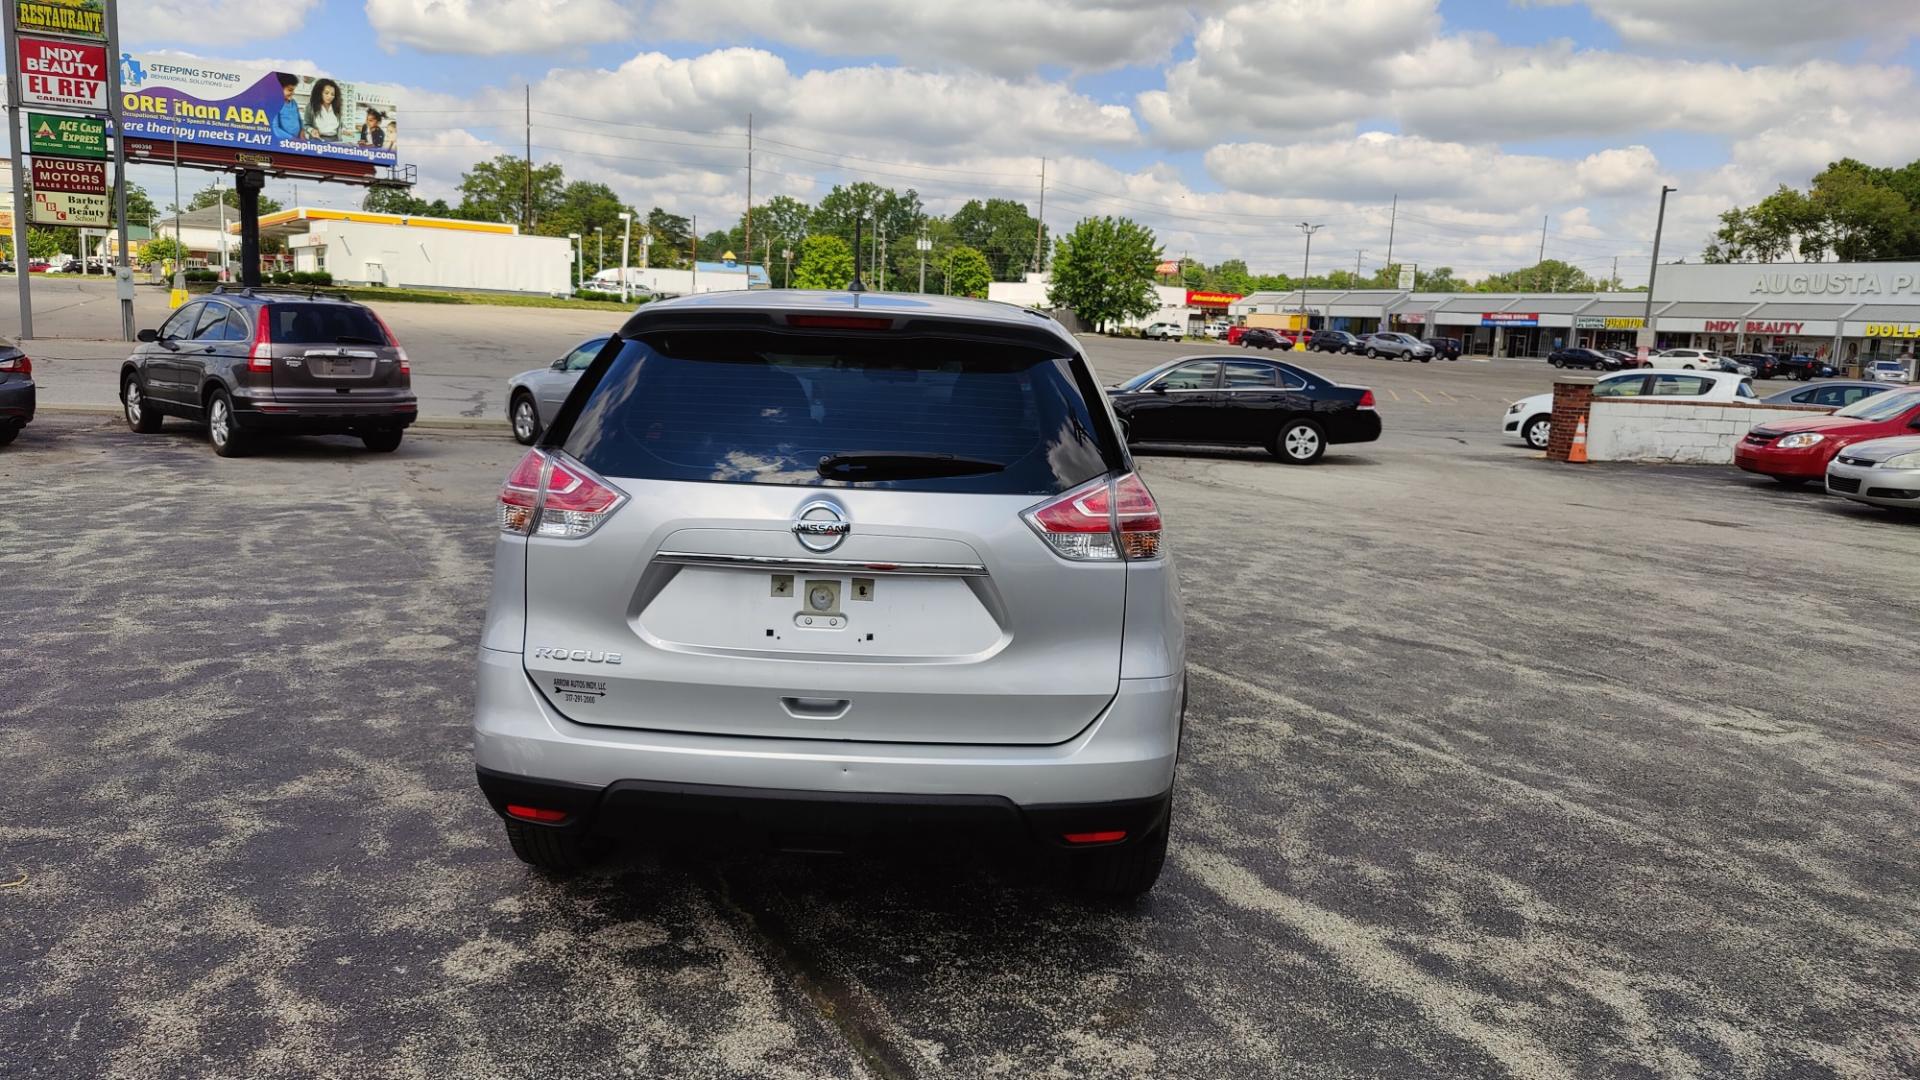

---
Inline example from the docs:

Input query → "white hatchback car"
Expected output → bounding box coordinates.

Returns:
[1502,369,1757,450]
[1142,321,1185,341]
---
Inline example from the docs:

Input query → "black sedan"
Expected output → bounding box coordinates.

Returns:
[1309,330,1364,353]
[1548,347,1618,371]
[0,340,32,446]
[1240,327,1290,349]
[1108,355,1380,464]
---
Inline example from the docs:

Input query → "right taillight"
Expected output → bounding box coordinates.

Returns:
[1023,473,1163,562]
[498,449,625,539]
[1358,389,1376,409]
[0,352,29,375]
[247,309,272,372]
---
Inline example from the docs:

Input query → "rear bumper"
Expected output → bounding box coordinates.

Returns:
[1328,411,1383,444]
[476,767,1171,854]
[471,645,1182,814]
[0,379,33,424]
[233,397,416,432]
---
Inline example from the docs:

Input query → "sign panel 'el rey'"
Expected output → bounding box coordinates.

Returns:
[13,0,105,42]
[16,34,106,110]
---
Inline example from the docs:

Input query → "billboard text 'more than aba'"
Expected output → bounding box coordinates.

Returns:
[118,53,399,169]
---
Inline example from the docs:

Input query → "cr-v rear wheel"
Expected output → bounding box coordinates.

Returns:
[124,375,162,433]
[362,429,404,453]
[207,390,245,457]
[505,819,604,874]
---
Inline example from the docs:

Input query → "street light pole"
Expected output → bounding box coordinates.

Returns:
[568,231,581,291]
[617,211,632,303]
[595,227,603,278]
[1642,185,1676,359]
[916,232,931,293]
[782,246,793,289]
[1296,222,1323,352]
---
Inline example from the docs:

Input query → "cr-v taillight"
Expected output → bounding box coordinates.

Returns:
[498,449,625,538]
[247,309,272,372]
[370,309,410,374]
[1023,473,1163,561]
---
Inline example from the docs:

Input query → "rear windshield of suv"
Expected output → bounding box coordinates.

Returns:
[263,303,388,345]
[560,331,1114,494]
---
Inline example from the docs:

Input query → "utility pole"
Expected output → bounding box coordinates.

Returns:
[595,227,603,276]
[1296,222,1323,351]
[1642,185,1676,358]
[2,12,29,336]
[877,219,887,290]
[916,230,930,293]
[1536,215,1548,291]
[106,0,133,338]
[523,85,532,230]
[1384,193,1397,273]
[1354,249,1364,281]
[743,112,752,261]
[617,211,631,302]
[689,213,697,292]
[1033,157,1046,275]
[1611,254,1619,291]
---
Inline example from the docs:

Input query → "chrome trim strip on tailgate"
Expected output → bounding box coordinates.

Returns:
[651,551,987,577]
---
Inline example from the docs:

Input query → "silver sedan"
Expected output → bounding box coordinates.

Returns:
[1826,435,1920,511]
[506,335,610,444]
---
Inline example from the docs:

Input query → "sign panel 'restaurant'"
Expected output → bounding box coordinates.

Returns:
[17,35,106,110]
[13,0,105,41]
[118,53,401,168]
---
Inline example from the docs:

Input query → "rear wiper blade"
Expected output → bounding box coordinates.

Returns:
[817,451,1005,480]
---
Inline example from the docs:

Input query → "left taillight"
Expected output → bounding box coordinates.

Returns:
[246,309,272,373]
[1357,388,1376,409]
[498,448,625,539]
[0,352,29,376]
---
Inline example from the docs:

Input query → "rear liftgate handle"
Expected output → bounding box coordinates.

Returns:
[781,696,852,720]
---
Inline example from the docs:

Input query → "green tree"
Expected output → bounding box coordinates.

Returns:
[187,182,283,215]
[1046,216,1162,332]
[115,182,155,228]
[949,198,1044,281]
[142,235,188,265]
[1415,266,1467,291]
[644,207,693,269]
[457,154,565,228]
[942,244,992,298]
[1704,156,1920,264]
[1209,258,1256,295]
[792,234,855,289]
[1474,259,1594,293]
[362,187,453,217]
[751,195,811,253]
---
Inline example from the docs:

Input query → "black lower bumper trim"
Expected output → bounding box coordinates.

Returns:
[475,767,1170,855]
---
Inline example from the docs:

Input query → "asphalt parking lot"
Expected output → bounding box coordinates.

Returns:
[3,304,1918,1079]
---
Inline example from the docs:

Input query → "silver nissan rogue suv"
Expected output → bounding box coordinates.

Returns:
[473,290,1186,895]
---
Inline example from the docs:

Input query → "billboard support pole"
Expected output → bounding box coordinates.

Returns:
[2,14,32,339]
[106,0,132,339]
[237,169,263,288]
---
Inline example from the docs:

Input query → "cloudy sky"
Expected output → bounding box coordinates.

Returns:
[119,0,1920,284]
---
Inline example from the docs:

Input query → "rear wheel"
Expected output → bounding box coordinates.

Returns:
[0,421,18,446]
[1272,419,1326,464]
[123,375,162,433]
[505,819,604,875]
[1523,414,1551,450]
[1772,476,1809,488]
[362,428,404,453]
[1070,814,1169,898]
[206,390,245,457]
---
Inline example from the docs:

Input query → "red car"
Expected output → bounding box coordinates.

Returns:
[1734,386,1920,485]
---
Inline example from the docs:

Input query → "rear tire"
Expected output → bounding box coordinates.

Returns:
[511,393,542,445]
[362,428,404,453]
[1772,476,1809,488]
[1070,815,1169,898]
[206,390,245,457]
[1272,418,1327,464]
[123,375,162,433]
[505,819,604,875]
[0,421,18,446]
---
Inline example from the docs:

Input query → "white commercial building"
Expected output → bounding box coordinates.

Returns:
[590,259,771,296]
[257,208,571,294]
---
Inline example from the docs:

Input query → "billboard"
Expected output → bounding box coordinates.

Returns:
[14,0,105,41]
[17,35,106,109]
[117,53,399,168]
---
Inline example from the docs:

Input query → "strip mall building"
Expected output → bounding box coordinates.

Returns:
[1230,261,1920,373]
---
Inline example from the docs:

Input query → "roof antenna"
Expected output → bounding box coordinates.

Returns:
[847,214,867,292]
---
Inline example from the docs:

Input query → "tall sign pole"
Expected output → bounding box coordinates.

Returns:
[1640,185,1676,362]
[2,14,32,338]
[106,0,131,338]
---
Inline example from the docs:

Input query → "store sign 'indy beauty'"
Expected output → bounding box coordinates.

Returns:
[17,35,106,110]
[118,53,400,168]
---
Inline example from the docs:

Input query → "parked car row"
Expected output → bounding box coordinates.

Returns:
[1735,387,1920,503]
[1502,370,1759,450]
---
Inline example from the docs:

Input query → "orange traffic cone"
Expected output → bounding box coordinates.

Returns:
[1569,415,1589,463]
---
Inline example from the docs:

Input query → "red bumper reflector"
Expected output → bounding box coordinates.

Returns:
[505,804,567,823]
[1063,830,1127,844]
